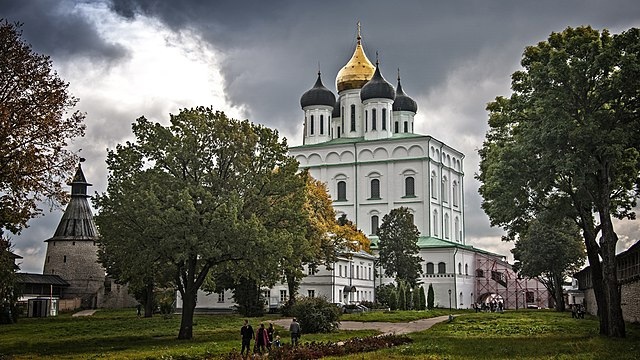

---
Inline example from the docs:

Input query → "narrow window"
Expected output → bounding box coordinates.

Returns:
[452,181,459,207]
[430,172,437,199]
[458,262,462,275]
[382,108,387,130]
[365,110,368,131]
[341,118,344,134]
[63,255,67,263]
[433,210,439,236]
[350,104,356,131]
[308,290,315,298]
[337,126,341,138]
[404,121,408,132]
[218,292,225,302]
[394,121,399,133]
[445,213,450,239]
[371,215,379,235]
[405,176,415,196]
[337,181,347,201]
[370,179,380,199]
[465,263,469,275]
[455,217,460,241]
[372,108,377,130]
[442,177,449,202]
[320,115,324,134]
[310,115,315,135]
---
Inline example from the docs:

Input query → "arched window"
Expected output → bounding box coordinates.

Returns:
[372,108,377,130]
[337,181,346,201]
[459,292,463,305]
[320,115,324,134]
[452,180,459,207]
[454,217,460,242]
[341,117,344,134]
[394,121,399,133]
[310,115,314,135]
[405,176,415,197]
[426,262,434,274]
[465,263,469,275]
[371,215,379,235]
[430,171,437,199]
[438,262,446,274]
[337,126,341,138]
[382,108,387,130]
[404,121,408,132]
[433,210,439,236]
[350,104,356,131]
[458,262,462,275]
[444,213,450,239]
[370,179,380,199]
[442,176,449,202]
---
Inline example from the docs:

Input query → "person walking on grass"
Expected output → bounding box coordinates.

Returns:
[240,319,254,358]
[255,323,269,354]
[289,317,301,346]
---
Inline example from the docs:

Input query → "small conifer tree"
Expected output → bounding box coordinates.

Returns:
[419,286,426,310]
[427,284,435,310]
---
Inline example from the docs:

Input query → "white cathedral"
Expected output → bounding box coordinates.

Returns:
[187,29,549,311]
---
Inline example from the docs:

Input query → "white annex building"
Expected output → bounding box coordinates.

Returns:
[186,28,550,311]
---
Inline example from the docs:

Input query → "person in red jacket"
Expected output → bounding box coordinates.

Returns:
[255,323,269,354]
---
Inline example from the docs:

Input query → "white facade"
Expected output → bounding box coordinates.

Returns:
[187,29,516,312]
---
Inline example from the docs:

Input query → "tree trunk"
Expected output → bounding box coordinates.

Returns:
[144,282,154,318]
[600,213,626,337]
[285,273,298,307]
[553,273,565,312]
[576,202,608,335]
[178,288,196,340]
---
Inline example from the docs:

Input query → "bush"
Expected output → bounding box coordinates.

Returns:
[375,283,396,307]
[223,334,413,359]
[290,296,341,333]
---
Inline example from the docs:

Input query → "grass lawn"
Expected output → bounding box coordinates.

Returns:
[330,310,640,359]
[1,309,639,359]
[0,309,377,359]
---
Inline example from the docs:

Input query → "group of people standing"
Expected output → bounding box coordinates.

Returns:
[240,318,301,358]
[473,300,504,313]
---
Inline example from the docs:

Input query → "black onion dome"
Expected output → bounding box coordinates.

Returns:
[332,100,340,118]
[393,76,417,113]
[360,65,396,101]
[300,72,336,108]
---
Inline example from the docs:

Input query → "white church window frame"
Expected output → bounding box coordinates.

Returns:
[382,108,387,130]
[372,108,377,130]
[337,180,347,201]
[444,213,450,239]
[452,180,459,207]
[350,104,356,132]
[430,171,437,199]
[310,115,314,135]
[433,209,439,236]
[454,216,460,242]
[442,176,449,203]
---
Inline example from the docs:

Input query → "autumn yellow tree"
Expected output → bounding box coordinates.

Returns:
[0,21,85,234]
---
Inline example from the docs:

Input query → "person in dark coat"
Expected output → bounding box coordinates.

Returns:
[266,323,275,350]
[240,319,254,358]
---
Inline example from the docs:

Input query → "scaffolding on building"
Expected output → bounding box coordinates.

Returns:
[475,253,549,309]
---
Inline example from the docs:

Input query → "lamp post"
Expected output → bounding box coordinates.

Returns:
[448,289,452,312]
[409,287,413,310]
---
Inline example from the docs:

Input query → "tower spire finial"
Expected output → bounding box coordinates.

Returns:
[318,61,321,76]
[376,50,379,66]
[397,68,401,81]
[357,21,361,44]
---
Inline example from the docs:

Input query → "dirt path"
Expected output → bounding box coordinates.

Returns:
[271,315,450,335]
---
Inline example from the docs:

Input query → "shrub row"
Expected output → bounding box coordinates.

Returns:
[222,334,412,359]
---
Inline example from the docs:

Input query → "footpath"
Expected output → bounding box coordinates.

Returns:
[272,315,450,335]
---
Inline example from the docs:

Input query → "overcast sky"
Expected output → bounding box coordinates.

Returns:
[3,0,639,273]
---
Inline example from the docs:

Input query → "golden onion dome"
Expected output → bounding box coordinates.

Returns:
[335,30,375,93]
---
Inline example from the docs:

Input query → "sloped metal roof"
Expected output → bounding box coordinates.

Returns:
[16,273,70,286]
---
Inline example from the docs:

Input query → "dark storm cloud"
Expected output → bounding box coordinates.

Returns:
[107,0,640,136]
[0,0,127,62]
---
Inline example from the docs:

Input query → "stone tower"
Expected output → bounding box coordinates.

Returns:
[43,161,108,308]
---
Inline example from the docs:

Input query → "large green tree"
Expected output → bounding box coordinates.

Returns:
[0,20,85,234]
[512,211,586,312]
[0,238,20,324]
[94,108,300,339]
[376,207,423,287]
[478,26,640,337]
